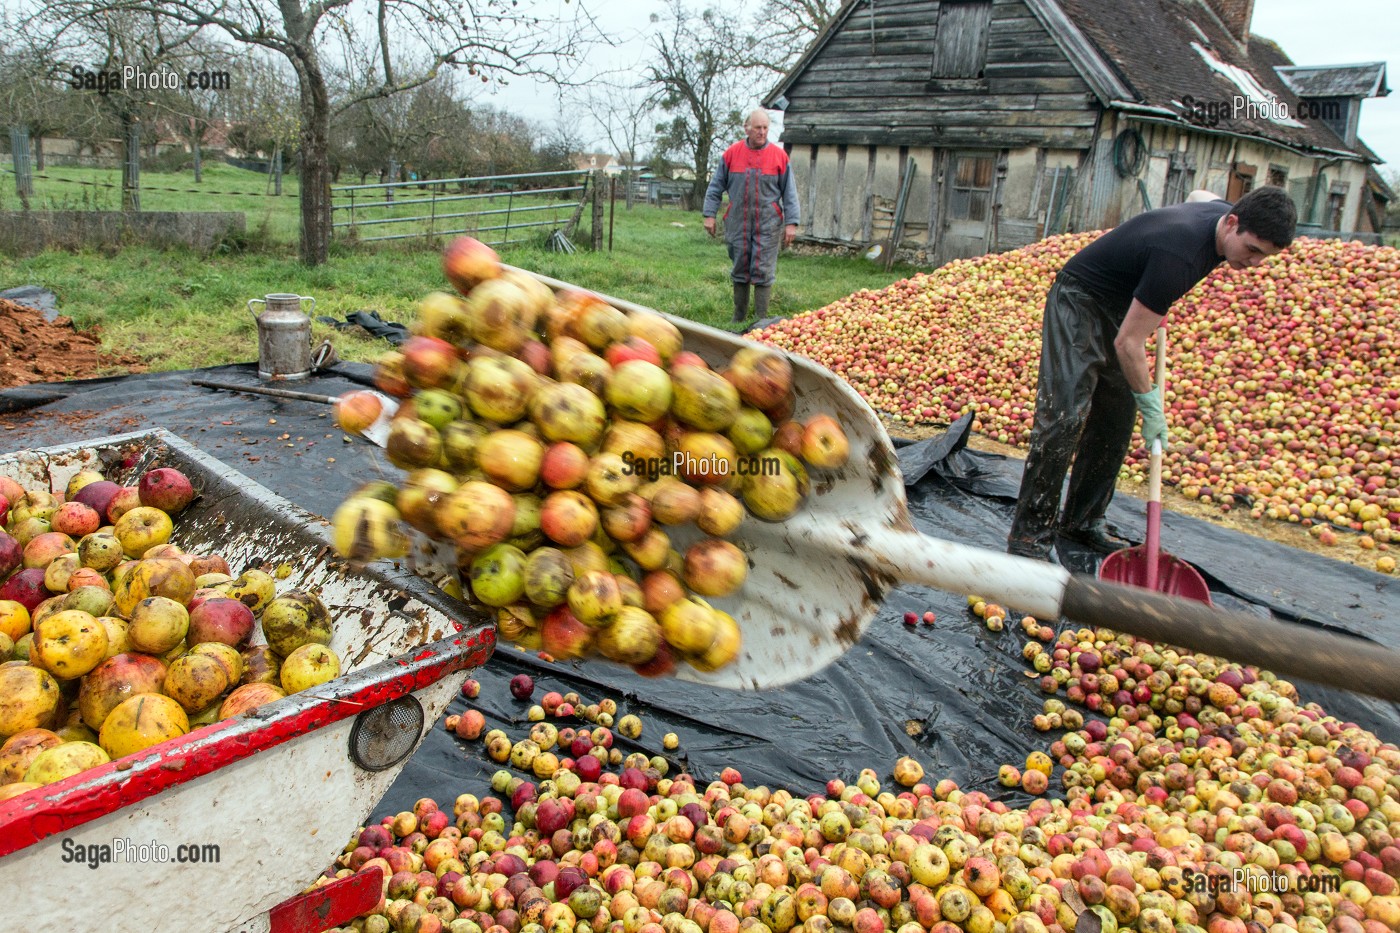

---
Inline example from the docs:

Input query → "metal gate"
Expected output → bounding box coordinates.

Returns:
[331,170,589,246]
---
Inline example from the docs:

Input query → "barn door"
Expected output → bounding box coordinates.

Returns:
[940,151,995,261]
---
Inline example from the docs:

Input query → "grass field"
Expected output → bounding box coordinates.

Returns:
[0,163,915,372]
[0,161,303,244]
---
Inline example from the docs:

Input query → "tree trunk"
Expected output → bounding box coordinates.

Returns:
[291,42,333,266]
[193,137,202,183]
[33,136,44,172]
[690,137,712,212]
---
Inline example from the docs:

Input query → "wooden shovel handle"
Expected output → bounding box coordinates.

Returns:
[1146,326,1167,590]
[1061,575,1400,700]
[191,379,335,405]
[831,521,1400,702]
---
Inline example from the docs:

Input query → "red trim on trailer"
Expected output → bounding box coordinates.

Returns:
[269,865,386,933]
[0,629,494,859]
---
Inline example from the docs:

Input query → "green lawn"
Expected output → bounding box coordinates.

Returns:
[0,163,917,373]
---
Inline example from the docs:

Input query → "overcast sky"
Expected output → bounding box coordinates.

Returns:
[486,0,1398,171]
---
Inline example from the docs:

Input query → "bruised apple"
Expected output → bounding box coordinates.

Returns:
[112,558,196,618]
[442,236,502,295]
[439,482,516,552]
[31,609,109,679]
[0,665,63,740]
[0,728,63,783]
[682,539,748,598]
[98,694,189,759]
[220,683,287,719]
[540,492,599,549]
[724,347,794,411]
[126,597,189,656]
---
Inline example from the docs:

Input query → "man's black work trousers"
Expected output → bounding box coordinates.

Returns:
[1007,275,1139,558]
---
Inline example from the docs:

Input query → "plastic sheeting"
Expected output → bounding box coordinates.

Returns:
[0,365,1395,820]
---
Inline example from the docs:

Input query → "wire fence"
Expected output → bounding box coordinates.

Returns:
[331,169,589,246]
[0,166,292,199]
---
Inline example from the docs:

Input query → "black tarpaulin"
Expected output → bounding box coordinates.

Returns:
[0,366,1395,821]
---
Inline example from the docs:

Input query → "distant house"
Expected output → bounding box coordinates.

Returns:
[762,0,1391,263]
[572,152,623,175]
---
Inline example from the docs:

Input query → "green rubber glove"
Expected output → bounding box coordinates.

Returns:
[1133,388,1169,449]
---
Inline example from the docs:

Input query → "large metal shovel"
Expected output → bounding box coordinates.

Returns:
[1099,327,1212,603]
[191,379,398,446]
[508,267,1400,699]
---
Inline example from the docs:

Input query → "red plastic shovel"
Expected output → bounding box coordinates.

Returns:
[1099,327,1213,604]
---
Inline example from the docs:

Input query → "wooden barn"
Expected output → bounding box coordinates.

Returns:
[761,0,1392,264]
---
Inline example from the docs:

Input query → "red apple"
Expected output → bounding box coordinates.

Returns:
[187,597,257,647]
[138,468,196,514]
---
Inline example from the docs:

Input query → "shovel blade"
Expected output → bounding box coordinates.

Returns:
[1099,546,1213,605]
[359,393,399,447]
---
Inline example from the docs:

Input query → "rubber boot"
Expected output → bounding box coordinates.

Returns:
[753,285,772,319]
[732,283,750,323]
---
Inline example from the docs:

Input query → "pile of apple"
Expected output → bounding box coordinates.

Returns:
[311,627,1400,933]
[752,236,1400,555]
[331,236,852,677]
[0,465,341,798]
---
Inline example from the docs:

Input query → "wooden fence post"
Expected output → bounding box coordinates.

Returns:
[122,121,141,212]
[591,170,605,251]
[9,126,33,207]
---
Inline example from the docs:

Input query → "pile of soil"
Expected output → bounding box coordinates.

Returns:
[0,298,147,388]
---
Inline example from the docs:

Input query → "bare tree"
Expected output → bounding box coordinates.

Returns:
[38,9,205,208]
[751,0,838,74]
[470,106,540,178]
[414,91,475,182]
[643,0,755,208]
[165,35,239,182]
[30,0,599,265]
[536,101,588,173]
[223,50,301,187]
[582,82,654,208]
[0,33,75,171]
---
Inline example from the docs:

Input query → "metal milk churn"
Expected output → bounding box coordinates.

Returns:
[248,293,316,381]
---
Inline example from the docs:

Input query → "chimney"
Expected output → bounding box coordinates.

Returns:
[1203,0,1255,45]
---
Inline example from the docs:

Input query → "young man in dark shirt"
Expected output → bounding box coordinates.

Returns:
[1007,186,1297,561]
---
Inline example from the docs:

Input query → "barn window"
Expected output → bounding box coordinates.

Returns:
[932,0,993,79]
[950,154,995,221]
[1267,166,1287,187]
[1226,162,1256,201]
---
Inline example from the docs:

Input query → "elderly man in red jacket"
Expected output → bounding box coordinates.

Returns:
[703,110,801,323]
